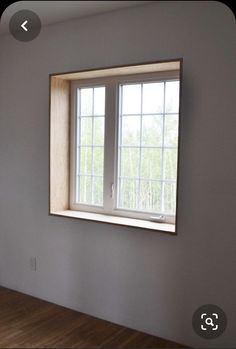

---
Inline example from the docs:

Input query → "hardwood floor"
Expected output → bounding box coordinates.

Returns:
[0,286,186,348]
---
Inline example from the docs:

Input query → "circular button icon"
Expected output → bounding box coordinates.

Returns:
[192,304,227,339]
[9,10,41,42]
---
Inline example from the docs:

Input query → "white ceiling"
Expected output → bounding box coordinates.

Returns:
[0,1,153,35]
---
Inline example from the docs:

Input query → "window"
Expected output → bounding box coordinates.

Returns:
[50,60,182,232]
[70,71,180,225]
[117,81,179,221]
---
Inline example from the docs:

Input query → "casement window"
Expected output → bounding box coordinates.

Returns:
[50,60,182,233]
[70,71,180,224]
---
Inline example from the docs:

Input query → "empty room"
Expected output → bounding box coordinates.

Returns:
[0,1,235,348]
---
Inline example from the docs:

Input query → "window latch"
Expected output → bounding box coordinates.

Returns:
[111,183,115,199]
[150,215,166,223]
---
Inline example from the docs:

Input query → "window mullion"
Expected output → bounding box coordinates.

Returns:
[138,84,143,210]
[91,88,95,205]
[103,82,117,214]
[160,82,166,213]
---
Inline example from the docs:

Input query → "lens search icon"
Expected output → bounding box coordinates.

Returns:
[192,304,227,339]
[201,313,218,331]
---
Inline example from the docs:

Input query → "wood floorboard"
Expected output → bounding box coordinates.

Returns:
[0,286,187,348]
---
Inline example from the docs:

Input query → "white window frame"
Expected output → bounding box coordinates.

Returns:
[70,70,180,225]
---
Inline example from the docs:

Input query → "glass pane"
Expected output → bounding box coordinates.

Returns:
[163,149,178,180]
[122,84,141,114]
[93,117,104,146]
[139,180,161,212]
[94,87,105,115]
[140,148,162,180]
[142,82,164,113]
[142,115,163,146]
[165,81,180,113]
[121,115,140,146]
[79,147,92,175]
[163,182,176,214]
[80,117,92,145]
[93,147,104,176]
[79,176,92,204]
[80,88,93,116]
[76,86,105,207]
[118,178,138,210]
[164,114,178,147]
[92,177,103,205]
[120,147,140,178]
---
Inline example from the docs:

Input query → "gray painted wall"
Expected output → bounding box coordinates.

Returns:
[0,2,235,347]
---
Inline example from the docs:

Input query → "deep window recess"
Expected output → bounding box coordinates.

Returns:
[70,71,180,225]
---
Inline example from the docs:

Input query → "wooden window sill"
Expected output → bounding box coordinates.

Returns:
[50,210,176,234]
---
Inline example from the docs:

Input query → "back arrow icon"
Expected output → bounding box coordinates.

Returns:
[21,20,28,32]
